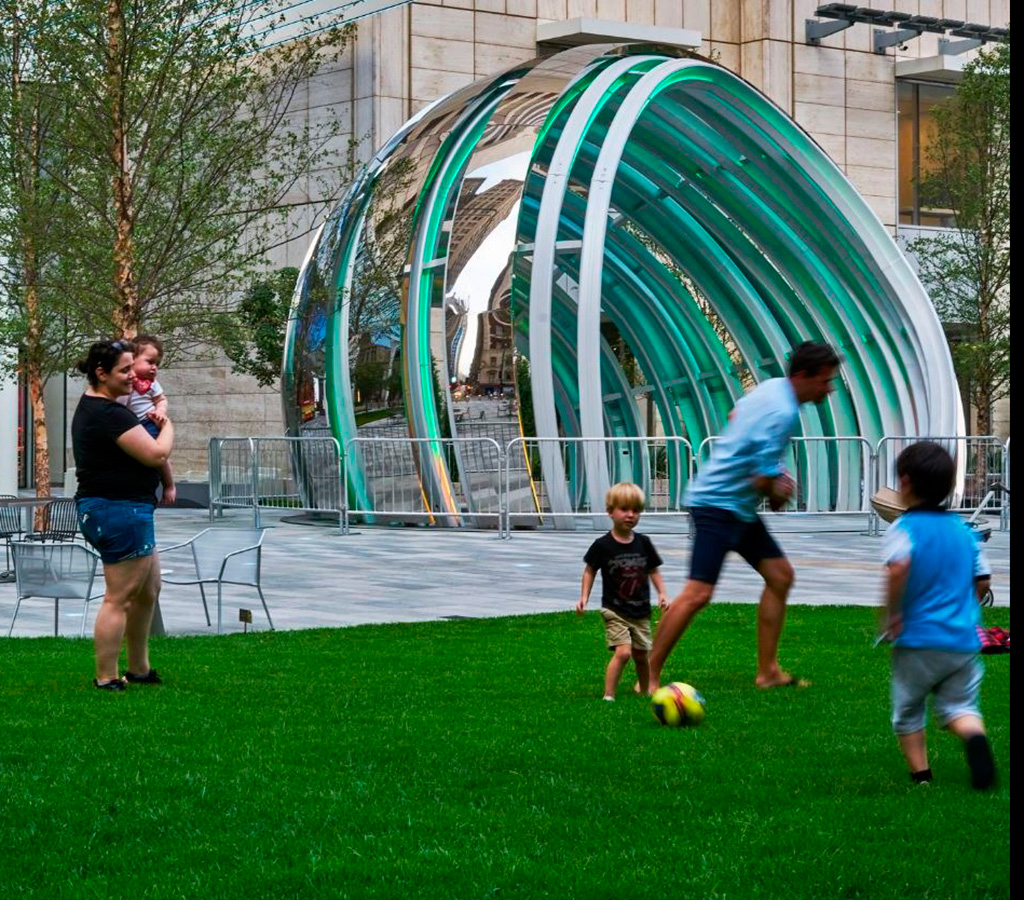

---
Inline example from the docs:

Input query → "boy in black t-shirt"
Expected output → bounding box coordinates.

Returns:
[577,483,667,701]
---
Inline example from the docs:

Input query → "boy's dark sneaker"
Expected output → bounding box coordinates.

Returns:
[965,734,997,790]
[94,677,127,691]
[124,669,162,685]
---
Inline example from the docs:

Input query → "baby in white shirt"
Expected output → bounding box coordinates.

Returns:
[117,335,175,505]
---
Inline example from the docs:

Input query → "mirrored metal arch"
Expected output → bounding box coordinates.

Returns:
[283,45,963,526]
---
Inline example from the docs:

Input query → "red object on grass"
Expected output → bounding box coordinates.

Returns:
[977,626,1010,654]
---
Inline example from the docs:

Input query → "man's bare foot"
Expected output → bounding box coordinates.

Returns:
[633,681,653,697]
[755,673,811,689]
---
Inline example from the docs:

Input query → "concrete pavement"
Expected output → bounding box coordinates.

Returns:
[1,507,1010,638]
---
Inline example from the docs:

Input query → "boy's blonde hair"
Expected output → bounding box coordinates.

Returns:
[605,482,645,512]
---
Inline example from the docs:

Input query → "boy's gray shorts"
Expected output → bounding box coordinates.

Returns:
[891,648,983,734]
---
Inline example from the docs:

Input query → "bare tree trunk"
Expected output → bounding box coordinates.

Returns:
[24,241,51,512]
[108,0,140,336]
[975,384,992,437]
[11,12,52,510]
[972,282,993,494]
[26,348,52,504]
[972,381,992,503]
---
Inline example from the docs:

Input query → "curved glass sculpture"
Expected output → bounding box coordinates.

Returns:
[282,44,963,526]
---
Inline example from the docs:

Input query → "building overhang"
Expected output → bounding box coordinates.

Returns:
[536,17,702,50]
[896,54,967,83]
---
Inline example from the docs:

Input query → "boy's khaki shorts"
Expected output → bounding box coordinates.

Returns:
[600,608,653,651]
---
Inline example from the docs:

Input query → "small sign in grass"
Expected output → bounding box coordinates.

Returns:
[0,606,1009,899]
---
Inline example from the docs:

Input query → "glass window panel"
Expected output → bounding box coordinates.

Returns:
[897,81,917,225]
[917,83,956,227]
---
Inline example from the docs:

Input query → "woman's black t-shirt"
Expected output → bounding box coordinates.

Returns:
[72,395,159,504]
[583,532,663,619]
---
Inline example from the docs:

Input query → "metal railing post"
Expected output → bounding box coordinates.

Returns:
[1000,437,1010,532]
[334,437,345,536]
[207,438,218,523]
[868,449,880,536]
[342,439,351,536]
[504,437,525,539]
[500,442,507,539]
[250,438,261,529]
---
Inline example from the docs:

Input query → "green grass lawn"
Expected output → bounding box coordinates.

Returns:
[0,606,1009,900]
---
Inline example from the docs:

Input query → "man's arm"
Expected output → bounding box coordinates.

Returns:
[749,411,797,508]
[753,472,795,510]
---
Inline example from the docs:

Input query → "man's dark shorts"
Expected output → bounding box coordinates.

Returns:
[689,507,784,584]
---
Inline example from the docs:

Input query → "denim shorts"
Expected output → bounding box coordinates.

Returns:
[76,497,156,564]
[140,418,160,438]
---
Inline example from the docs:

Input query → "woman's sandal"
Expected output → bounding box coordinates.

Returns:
[124,669,162,684]
[93,677,127,691]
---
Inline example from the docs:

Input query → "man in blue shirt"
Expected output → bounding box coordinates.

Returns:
[647,342,839,692]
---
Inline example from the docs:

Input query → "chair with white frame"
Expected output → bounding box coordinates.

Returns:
[159,528,273,634]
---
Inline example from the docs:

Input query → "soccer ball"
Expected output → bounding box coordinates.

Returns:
[651,682,706,727]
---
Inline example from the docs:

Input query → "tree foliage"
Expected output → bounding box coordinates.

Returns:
[909,39,1010,435]
[0,0,355,491]
[1,0,356,354]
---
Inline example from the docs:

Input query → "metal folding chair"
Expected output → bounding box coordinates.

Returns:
[7,541,103,637]
[1,495,24,578]
[160,528,273,634]
[25,498,80,543]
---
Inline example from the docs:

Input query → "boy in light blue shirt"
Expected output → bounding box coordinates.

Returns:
[881,441,996,789]
[648,342,839,692]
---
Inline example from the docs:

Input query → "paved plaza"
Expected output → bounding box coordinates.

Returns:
[1,507,1010,638]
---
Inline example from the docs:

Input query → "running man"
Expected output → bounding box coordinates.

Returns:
[648,342,840,691]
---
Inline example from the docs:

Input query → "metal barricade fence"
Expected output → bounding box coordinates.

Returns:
[1003,437,1010,532]
[209,433,1009,537]
[253,436,344,528]
[343,436,504,534]
[208,436,343,530]
[874,435,1010,532]
[502,436,694,538]
[698,435,876,530]
[208,438,256,519]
